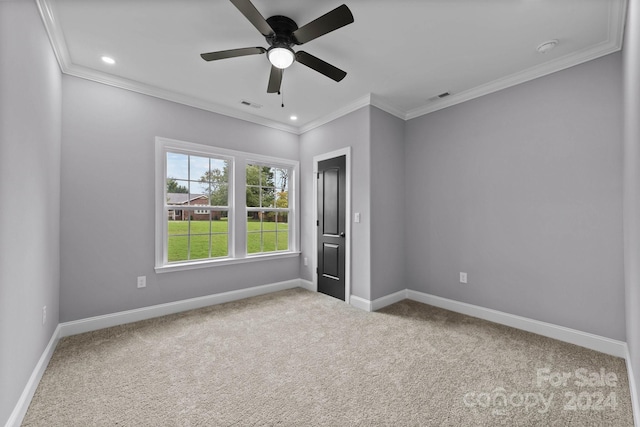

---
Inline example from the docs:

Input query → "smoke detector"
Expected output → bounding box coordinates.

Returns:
[536,40,559,54]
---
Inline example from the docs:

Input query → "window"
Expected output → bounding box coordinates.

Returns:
[246,164,291,254]
[156,137,298,272]
[164,152,231,263]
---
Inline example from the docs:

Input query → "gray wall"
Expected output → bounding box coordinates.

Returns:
[370,107,406,300]
[404,53,625,340]
[624,0,640,401]
[299,107,371,299]
[0,1,61,424]
[60,76,300,322]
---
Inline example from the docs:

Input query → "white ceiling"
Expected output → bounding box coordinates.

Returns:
[38,0,626,134]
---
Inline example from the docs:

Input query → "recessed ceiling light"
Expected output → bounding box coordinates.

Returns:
[536,40,558,54]
[101,56,116,65]
[290,115,298,121]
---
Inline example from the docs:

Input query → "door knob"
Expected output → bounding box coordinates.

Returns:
[340,232,346,237]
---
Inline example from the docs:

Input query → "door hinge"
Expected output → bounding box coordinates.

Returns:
[316,172,320,179]
[316,220,319,226]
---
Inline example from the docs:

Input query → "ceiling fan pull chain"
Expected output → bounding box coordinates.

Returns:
[281,90,284,108]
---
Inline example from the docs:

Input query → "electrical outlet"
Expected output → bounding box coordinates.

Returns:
[42,306,46,325]
[303,257,308,266]
[137,276,146,288]
[459,272,468,284]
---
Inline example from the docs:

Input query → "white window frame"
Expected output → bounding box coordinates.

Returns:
[155,137,299,273]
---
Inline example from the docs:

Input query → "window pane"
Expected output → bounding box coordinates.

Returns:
[247,232,261,254]
[168,236,188,262]
[274,168,288,191]
[246,164,260,186]
[210,213,228,232]
[189,182,210,201]
[207,159,229,206]
[277,231,289,251]
[190,155,210,182]
[261,187,275,208]
[210,183,228,206]
[263,167,275,188]
[190,234,211,260]
[166,178,188,195]
[167,153,188,180]
[276,215,288,230]
[246,211,289,255]
[264,211,277,225]
[276,191,288,209]
[167,209,229,262]
[189,217,210,233]
[167,219,188,235]
[262,232,276,252]
[246,186,260,207]
[247,213,260,229]
[211,158,228,174]
[210,234,228,258]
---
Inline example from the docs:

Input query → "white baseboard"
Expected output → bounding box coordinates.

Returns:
[350,291,407,312]
[59,279,304,337]
[5,325,61,427]
[349,295,372,311]
[372,290,408,311]
[348,288,627,358]
[299,279,314,292]
[406,290,627,358]
[626,347,640,427]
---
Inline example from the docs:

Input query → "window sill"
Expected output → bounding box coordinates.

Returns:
[155,251,301,274]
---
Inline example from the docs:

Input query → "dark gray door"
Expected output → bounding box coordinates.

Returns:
[317,155,346,300]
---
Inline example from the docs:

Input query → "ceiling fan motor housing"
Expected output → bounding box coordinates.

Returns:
[266,15,300,48]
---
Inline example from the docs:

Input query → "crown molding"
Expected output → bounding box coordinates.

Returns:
[35,0,299,135]
[63,63,300,134]
[37,0,626,134]
[406,0,626,120]
[406,43,623,120]
[298,94,372,134]
[370,94,406,120]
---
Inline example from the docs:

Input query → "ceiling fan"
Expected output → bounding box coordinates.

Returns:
[200,0,354,94]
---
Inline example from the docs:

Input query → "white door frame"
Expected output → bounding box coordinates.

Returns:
[313,147,352,304]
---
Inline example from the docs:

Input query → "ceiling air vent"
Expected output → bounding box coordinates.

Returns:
[428,91,452,102]
[240,100,262,109]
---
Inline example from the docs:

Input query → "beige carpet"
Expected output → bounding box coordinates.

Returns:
[22,288,633,426]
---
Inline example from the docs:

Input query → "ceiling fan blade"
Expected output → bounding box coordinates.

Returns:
[292,4,354,45]
[230,0,274,37]
[295,51,346,82]
[267,66,283,93]
[201,47,266,61]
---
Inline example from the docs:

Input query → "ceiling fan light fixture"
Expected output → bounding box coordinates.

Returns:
[268,47,295,69]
